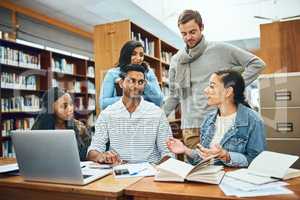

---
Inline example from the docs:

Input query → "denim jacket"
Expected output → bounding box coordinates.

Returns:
[99,67,164,110]
[188,104,266,167]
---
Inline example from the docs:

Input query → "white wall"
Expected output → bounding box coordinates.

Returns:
[132,0,300,41]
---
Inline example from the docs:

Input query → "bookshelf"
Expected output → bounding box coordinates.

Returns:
[93,20,178,114]
[0,39,96,157]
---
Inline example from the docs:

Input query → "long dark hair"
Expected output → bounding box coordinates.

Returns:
[32,87,76,130]
[117,40,149,72]
[214,70,251,108]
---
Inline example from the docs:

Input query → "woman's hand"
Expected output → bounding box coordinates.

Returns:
[166,137,188,154]
[196,144,230,162]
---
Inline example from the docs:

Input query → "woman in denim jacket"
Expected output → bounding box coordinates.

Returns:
[167,70,266,167]
[99,40,163,110]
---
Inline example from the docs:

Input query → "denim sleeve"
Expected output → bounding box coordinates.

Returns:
[222,118,266,167]
[143,69,164,107]
[187,149,202,165]
[99,70,121,110]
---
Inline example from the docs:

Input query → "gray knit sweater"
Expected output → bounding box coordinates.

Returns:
[163,36,266,129]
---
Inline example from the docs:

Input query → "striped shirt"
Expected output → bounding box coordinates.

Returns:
[88,98,174,163]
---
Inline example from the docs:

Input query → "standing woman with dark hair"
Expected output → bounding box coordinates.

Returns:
[99,40,163,110]
[166,70,266,167]
[32,87,91,161]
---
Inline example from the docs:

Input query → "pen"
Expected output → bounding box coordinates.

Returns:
[130,168,147,176]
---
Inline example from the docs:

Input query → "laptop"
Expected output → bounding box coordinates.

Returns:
[11,130,111,185]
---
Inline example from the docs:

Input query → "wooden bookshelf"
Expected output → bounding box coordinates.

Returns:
[93,19,178,115]
[0,39,96,157]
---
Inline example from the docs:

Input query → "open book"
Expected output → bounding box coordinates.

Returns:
[155,156,225,184]
[226,151,300,185]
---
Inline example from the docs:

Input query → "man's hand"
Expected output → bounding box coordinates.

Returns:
[96,150,121,164]
[166,137,188,154]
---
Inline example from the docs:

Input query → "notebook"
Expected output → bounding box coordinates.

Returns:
[11,130,111,185]
[226,151,300,185]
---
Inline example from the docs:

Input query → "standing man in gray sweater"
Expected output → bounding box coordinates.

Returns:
[163,10,266,149]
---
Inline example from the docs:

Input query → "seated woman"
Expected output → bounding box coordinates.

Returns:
[99,40,163,110]
[32,87,91,161]
[166,70,266,167]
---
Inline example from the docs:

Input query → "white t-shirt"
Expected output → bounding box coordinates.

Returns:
[210,112,237,147]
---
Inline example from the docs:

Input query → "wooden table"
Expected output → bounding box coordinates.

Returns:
[125,177,300,200]
[0,158,141,200]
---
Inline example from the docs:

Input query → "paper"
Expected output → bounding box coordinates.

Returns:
[0,163,19,173]
[220,183,293,197]
[220,176,293,197]
[221,175,288,191]
[113,162,156,178]
[82,167,111,176]
[226,168,278,185]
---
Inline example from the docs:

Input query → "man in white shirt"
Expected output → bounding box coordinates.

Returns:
[87,64,173,164]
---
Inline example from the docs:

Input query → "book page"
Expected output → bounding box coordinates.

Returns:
[226,169,277,185]
[248,151,299,179]
[158,158,194,179]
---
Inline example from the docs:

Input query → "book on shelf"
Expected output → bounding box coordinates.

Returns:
[87,80,96,94]
[74,96,84,111]
[131,31,155,57]
[87,66,95,78]
[2,140,15,158]
[155,156,225,184]
[74,81,81,93]
[226,151,300,185]
[161,51,173,64]
[51,58,74,75]
[0,45,40,69]
[1,72,37,90]
[1,118,35,137]
[87,97,96,110]
[1,95,40,112]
